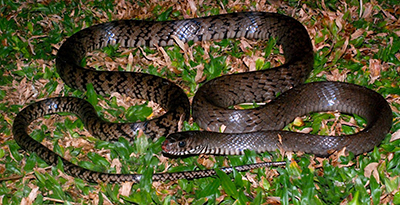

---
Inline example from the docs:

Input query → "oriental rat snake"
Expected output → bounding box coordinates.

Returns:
[13,12,392,183]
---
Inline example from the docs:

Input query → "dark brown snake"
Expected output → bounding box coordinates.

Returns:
[12,12,392,183]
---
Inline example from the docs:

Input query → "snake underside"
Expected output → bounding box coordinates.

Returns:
[13,12,392,183]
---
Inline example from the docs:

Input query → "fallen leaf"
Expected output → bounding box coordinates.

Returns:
[364,162,380,183]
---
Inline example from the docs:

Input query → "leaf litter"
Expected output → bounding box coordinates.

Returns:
[1,0,400,204]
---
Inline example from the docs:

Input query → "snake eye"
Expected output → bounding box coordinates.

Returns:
[178,141,186,148]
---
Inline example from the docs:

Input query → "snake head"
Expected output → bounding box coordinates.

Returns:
[162,131,207,156]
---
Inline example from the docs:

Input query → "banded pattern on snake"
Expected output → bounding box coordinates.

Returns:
[12,12,392,183]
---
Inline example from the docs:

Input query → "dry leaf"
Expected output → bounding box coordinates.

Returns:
[197,155,215,169]
[120,182,133,197]
[369,58,381,84]
[243,56,256,71]
[21,186,39,205]
[364,162,380,183]
[390,129,400,142]
[111,158,123,173]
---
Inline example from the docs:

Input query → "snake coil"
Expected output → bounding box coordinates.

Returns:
[13,12,392,183]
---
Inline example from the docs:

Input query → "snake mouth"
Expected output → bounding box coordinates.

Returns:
[161,139,172,153]
[161,139,186,155]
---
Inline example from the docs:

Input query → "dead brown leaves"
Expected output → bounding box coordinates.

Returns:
[3,0,400,203]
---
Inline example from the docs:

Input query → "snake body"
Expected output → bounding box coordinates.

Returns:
[163,81,392,156]
[13,12,392,183]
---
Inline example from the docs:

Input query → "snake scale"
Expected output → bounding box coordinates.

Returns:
[13,12,392,183]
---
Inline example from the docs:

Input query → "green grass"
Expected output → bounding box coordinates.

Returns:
[1,0,400,204]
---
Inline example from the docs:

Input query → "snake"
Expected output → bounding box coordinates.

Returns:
[12,12,392,183]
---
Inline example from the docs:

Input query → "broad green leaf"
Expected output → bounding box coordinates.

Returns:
[215,169,239,198]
